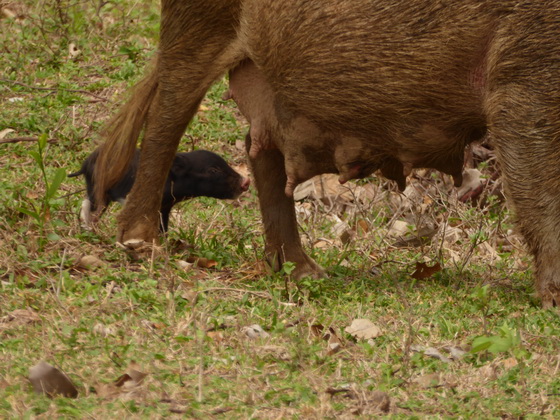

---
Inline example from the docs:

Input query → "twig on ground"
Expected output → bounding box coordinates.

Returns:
[0,136,57,145]
[0,78,110,102]
[200,287,296,306]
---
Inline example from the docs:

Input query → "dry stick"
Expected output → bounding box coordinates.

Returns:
[200,287,296,306]
[196,312,207,403]
[42,247,73,318]
[0,136,57,145]
[149,238,156,278]
[0,78,110,102]
[56,247,67,298]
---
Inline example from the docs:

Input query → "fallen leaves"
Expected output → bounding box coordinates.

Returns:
[28,361,78,398]
[25,359,153,401]
[93,323,117,338]
[411,345,468,363]
[114,362,148,388]
[411,261,442,280]
[293,174,354,203]
[0,128,15,139]
[77,255,105,270]
[412,373,442,389]
[0,308,41,328]
[457,168,485,202]
[325,385,391,415]
[345,319,382,341]
[311,324,343,354]
[242,324,270,340]
[185,256,218,269]
[94,362,150,400]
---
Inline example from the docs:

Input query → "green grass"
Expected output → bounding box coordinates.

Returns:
[1,1,559,417]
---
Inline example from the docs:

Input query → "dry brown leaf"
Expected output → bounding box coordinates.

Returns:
[387,220,409,237]
[1,7,16,19]
[480,241,500,262]
[1,308,41,327]
[502,357,518,369]
[345,319,382,340]
[94,382,121,399]
[258,345,291,361]
[242,324,269,340]
[77,255,104,270]
[357,219,369,234]
[180,290,198,302]
[235,140,245,151]
[457,168,484,202]
[177,260,193,271]
[413,373,441,388]
[325,384,353,397]
[206,331,223,342]
[187,256,218,269]
[478,364,497,381]
[28,361,78,398]
[93,323,117,337]
[0,128,15,139]
[412,345,452,363]
[313,239,332,249]
[370,390,391,413]
[0,378,10,390]
[311,324,343,354]
[114,361,148,388]
[293,174,355,203]
[114,373,133,388]
[445,346,468,360]
[411,261,442,280]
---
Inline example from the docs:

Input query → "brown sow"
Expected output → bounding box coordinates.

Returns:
[94,0,560,307]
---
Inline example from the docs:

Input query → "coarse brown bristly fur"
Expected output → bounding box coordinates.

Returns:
[95,0,560,306]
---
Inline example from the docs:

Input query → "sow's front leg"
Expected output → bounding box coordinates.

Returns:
[246,134,324,279]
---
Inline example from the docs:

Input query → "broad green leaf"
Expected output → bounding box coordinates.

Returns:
[38,133,48,150]
[47,168,67,199]
[29,150,43,166]
[17,207,40,222]
[471,337,493,353]
[47,233,61,241]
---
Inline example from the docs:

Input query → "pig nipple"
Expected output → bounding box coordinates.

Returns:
[285,176,298,197]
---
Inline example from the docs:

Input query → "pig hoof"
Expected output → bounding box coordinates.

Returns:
[116,238,164,259]
[292,258,326,281]
[119,238,146,250]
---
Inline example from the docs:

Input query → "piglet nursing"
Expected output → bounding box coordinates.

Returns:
[69,149,249,231]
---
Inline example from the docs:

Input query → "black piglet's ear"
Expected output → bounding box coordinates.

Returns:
[169,154,193,181]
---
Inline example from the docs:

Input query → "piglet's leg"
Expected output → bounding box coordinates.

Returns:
[246,134,325,279]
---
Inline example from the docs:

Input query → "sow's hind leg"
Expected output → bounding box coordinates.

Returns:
[487,14,560,307]
[246,134,325,279]
[117,1,242,243]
